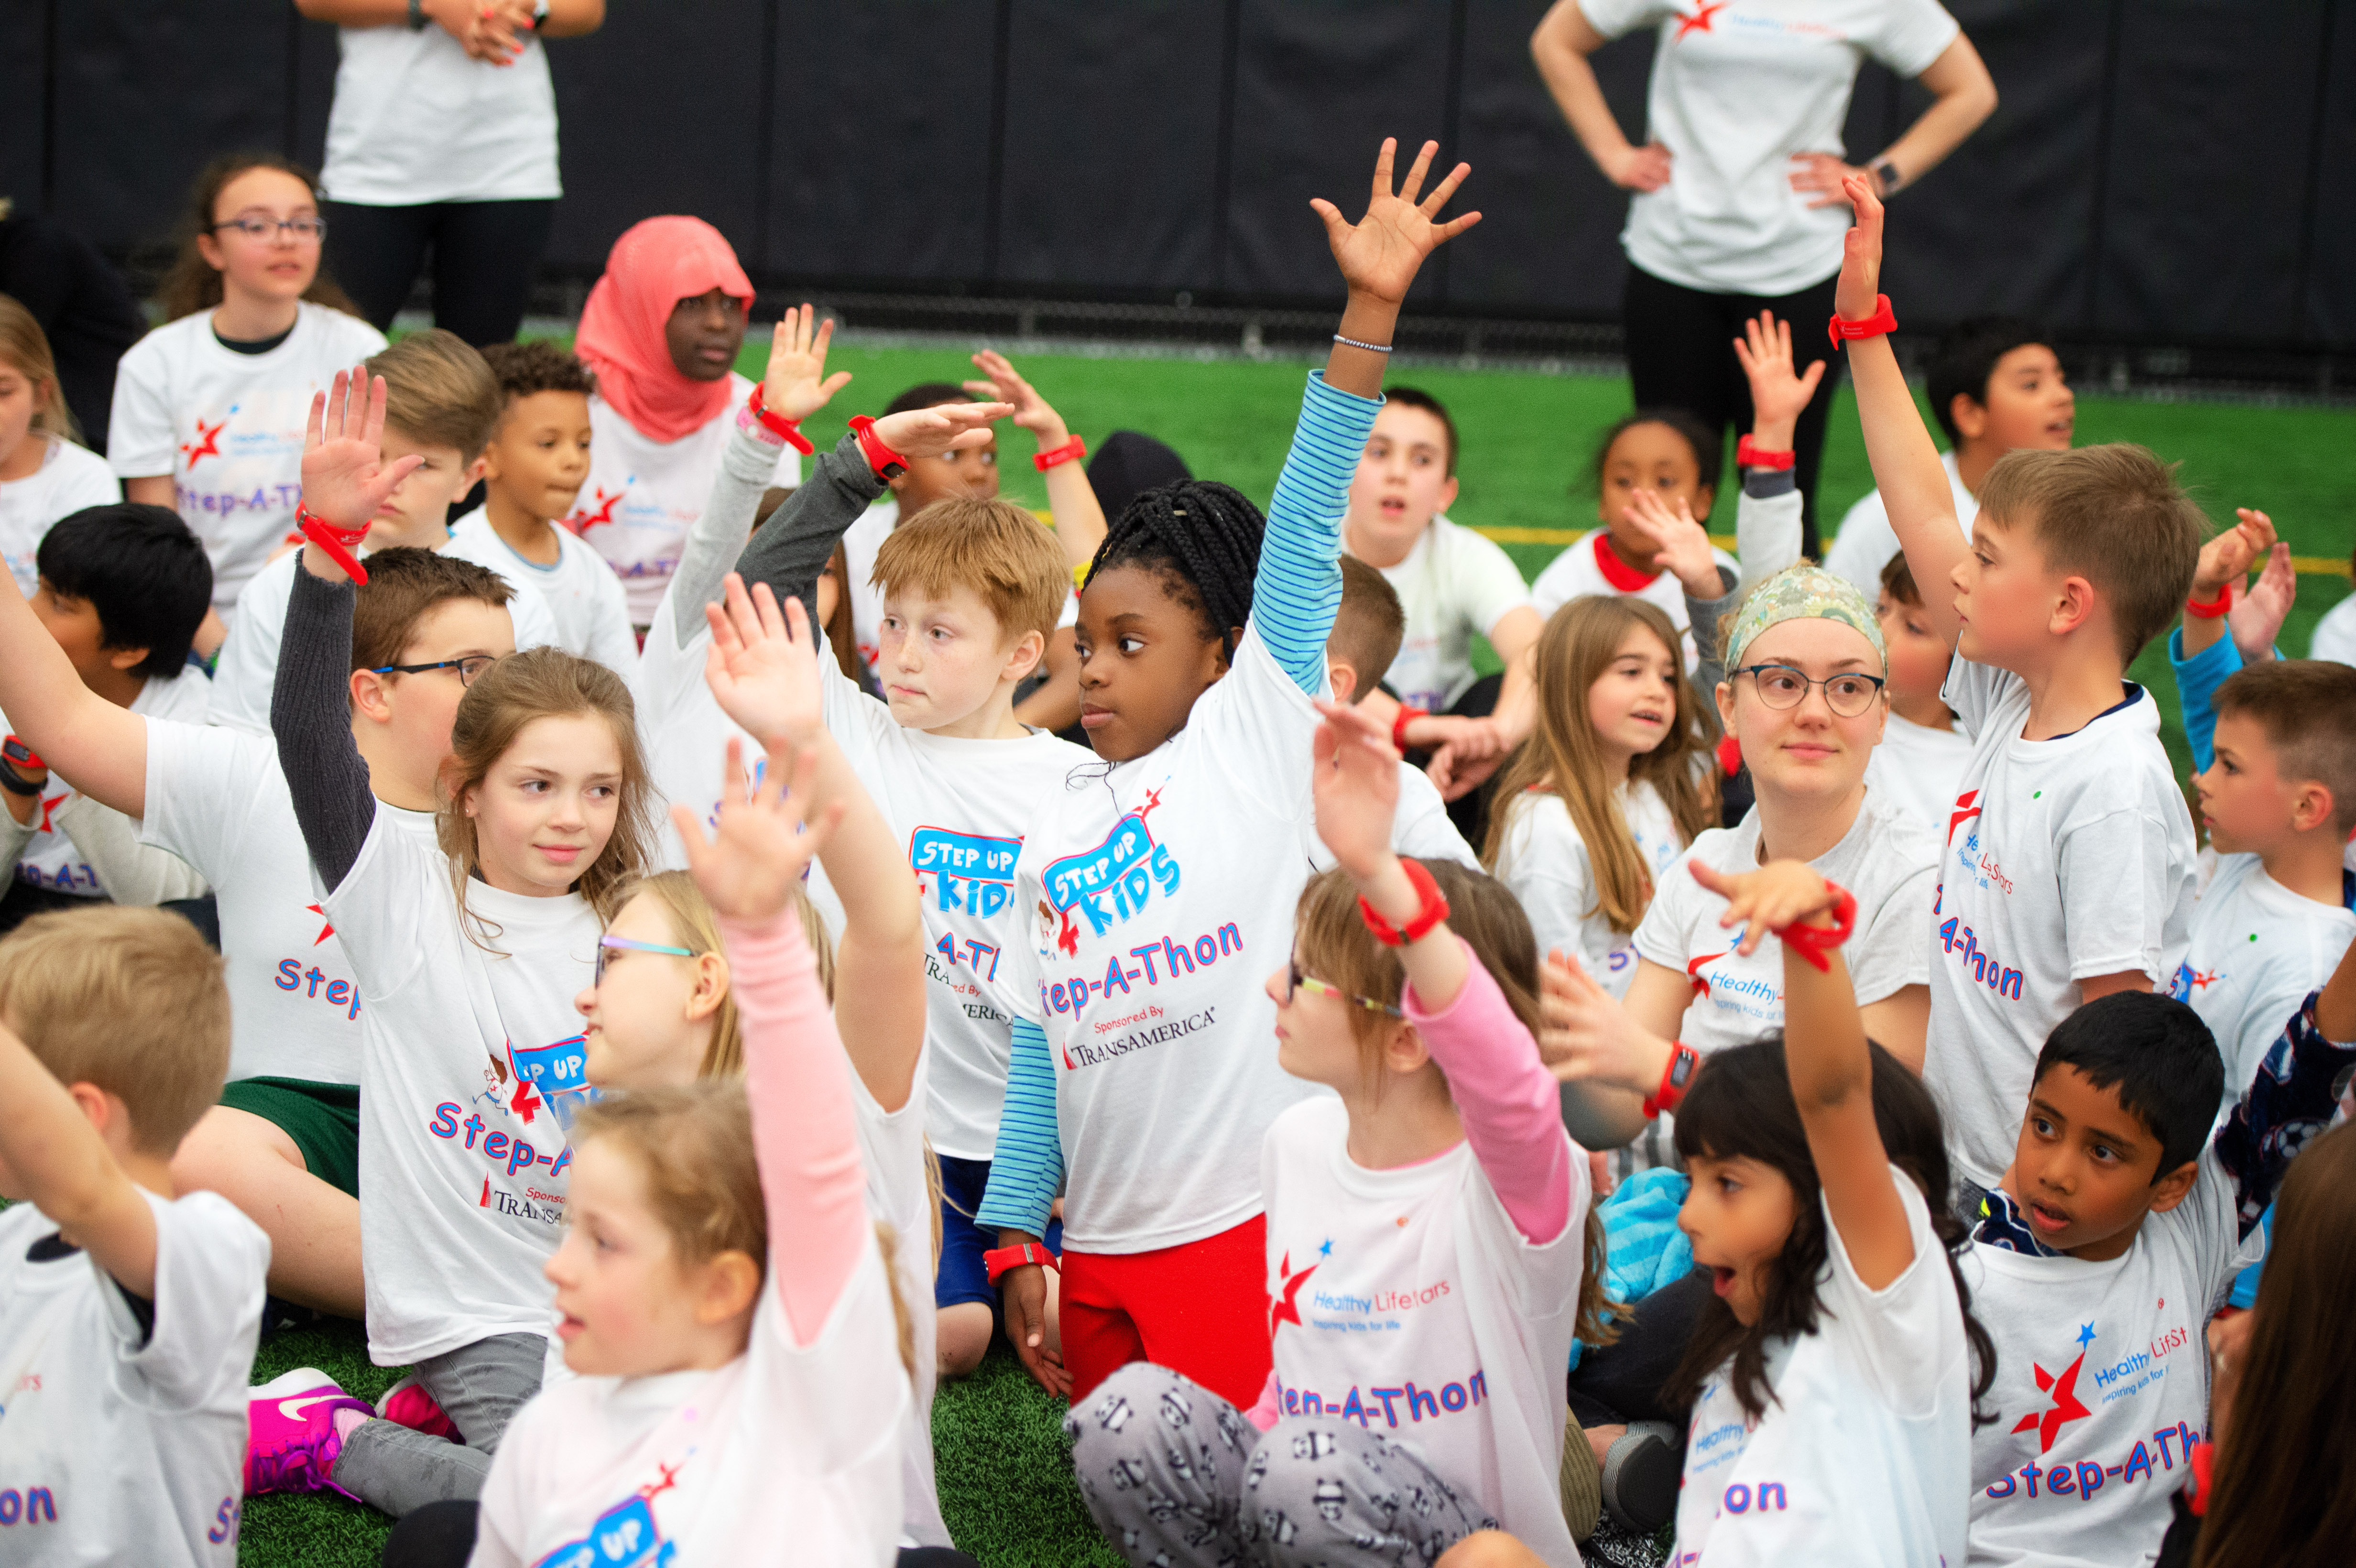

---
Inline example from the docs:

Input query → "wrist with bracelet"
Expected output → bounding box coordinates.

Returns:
[1357,857,1449,948]
[2185,580,2234,619]
[847,415,910,481]
[1735,435,1797,472]
[0,736,46,798]
[1775,881,1860,972]
[295,503,372,585]
[1390,705,1426,754]
[1827,294,1898,349]
[1644,1041,1701,1119]
[983,1241,1058,1288]
[743,384,815,455]
[1033,434,1086,472]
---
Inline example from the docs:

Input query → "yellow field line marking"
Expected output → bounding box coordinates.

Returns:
[1472,526,2352,578]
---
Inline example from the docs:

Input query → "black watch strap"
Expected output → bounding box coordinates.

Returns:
[0,762,46,798]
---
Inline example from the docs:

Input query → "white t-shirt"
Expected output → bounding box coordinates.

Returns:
[2309,590,2356,666]
[5,669,210,897]
[1263,1095,1588,1566]
[142,721,438,1085]
[1000,629,1327,1252]
[803,649,1096,1163]
[1494,780,1688,999]
[1824,448,1979,602]
[1925,664,2198,1189]
[1364,514,1534,714]
[469,1236,907,1568]
[1861,711,1974,842]
[1964,1157,2262,1568]
[447,507,637,677]
[0,1190,267,1568]
[1306,759,1480,876]
[1677,1170,1971,1566]
[840,497,1079,692]
[1634,789,1936,1053]
[1528,527,1737,672]
[326,805,599,1368]
[106,305,389,612]
[2168,852,2356,1102]
[1581,0,1962,297]
[207,538,559,737]
[852,1054,948,1548]
[320,25,560,206]
[571,381,801,626]
[0,436,120,597]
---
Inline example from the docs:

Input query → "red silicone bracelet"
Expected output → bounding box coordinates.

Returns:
[1827,294,1898,349]
[1391,705,1426,754]
[1776,883,1860,972]
[1358,857,1450,947]
[745,384,815,455]
[2184,582,2234,619]
[1033,434,1087,472]
[848,415,910,480]
[295,503,371,586]
[1735,435,1797,471]
[1643,1041,1701,1119]
[983,1241,1059,1287]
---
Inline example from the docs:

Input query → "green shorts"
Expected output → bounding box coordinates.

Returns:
[217,1077,362,1198]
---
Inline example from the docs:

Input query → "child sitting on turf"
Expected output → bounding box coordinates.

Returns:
[448,340,636,674]
[1843,175,2201,1210]
[0,905,267,1567]
[1824,314,2075,600]
[1069,697,1602,1568]
[0,503,212,925]
[209,329,559,734]
[1860,552,1973,838]
[1484,594,1713,999]
[0,294,120,597]
[1962,937,2356,1565]
[0,543,517,1318]
[975,138,1479,1413]
[249,368,655,1516]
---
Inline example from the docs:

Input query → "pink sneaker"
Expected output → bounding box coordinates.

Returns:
[245,1367,371,1498]
[376,1375,460,1442]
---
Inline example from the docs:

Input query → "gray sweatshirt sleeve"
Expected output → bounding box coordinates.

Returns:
[270,566,376,891]
[668,424,802,652]
[731,432,889,634]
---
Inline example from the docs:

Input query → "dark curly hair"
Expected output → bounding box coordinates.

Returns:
[1084,479,1266,665]
[480,339,598,403]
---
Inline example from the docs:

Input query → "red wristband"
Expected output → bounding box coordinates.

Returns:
[745,383,815,455]
[1391,705,1427,754]
[1033,434,1087,472]
[295,503,371,586]
[847,415,910,481]
[1827,294,1898,349]
[983,1241,1059,1288]
[1775,882,1860,972]
[1643,1041,1701,1119]
[2,735,43,771]
[2185,582,2234,619]
[1358,857,1450,947]
[1735,435,1797,471]
[2186,1440,2213,1517]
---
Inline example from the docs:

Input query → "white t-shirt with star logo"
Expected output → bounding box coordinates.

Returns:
[2168,850,2356,1105]
[1493,778,1689,1000]
[3,668,210,898]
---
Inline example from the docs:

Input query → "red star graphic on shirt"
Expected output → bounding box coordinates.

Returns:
[36,791,67,834]
[1134,785,1166,824]
[2188,970,2221,991]
[1686,952,1725,998]
[636,1461,682,1501]
[1676,1,1728,38]
[1055,904,1080,959]
[2010,1352,2092,1452]
[180,417,227,467]
[1945,788,1983,849]
[306,903,336,945]
[1269,1252,1319,1333]
[509,1076,543,1126]
[565,487,624,536]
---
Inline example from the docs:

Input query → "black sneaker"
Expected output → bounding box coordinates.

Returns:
[1600,1419,1681,1535]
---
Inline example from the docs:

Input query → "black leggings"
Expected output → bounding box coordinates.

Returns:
[380,1500,986,1568]
[322,199,556,347]
[1566,1265,1715,1432]
[1623,263,1844,558]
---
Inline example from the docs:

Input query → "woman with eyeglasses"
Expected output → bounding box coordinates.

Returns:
[109,153,386,641]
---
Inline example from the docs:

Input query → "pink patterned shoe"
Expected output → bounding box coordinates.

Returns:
[245,1367,371,1498]
[376,1374,460,1442]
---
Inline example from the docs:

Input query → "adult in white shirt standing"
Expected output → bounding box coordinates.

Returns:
[1531,0,1996,555]
[294,0,605,346]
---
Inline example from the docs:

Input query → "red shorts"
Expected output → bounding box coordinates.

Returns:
[1058,1214,1270,1408]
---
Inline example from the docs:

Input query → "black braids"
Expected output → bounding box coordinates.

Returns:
[1087,479,1266,662]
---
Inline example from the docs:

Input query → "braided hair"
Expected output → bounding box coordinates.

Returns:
[1084,479,1266,664]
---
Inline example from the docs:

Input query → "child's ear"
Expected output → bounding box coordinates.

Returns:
[1438,473,1460,513]
[1327,660,1359,704]
[1692,483,1716,523]
[350,667,395,724]
[2144,1158,2202,1216]
[105,643,152,674]
[464,453,489,487]
[683,952,731,1023]
[1383,1021,1430,1077]
[694,1249,763,1326]
[1002,627,1047,684]
[1951,393,1989,445]
[2291,780,2336,835]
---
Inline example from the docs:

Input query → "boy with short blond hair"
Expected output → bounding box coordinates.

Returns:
[0,904,268,1567]
[1839,178,2201,1207]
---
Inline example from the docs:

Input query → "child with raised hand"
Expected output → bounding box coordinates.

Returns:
[0,906,267,1568]
[1858,552,1973,838]
[1483,594,1715,1000]
[458,744,921,1568]
[109,153,384,625]
[1960,923,2356,1564]
[1068,697,1599,1568]
[255,367,657,1517]
[449,341,638,675]
[0,295,119,597]
[1840,173,2202,1210]
[977,138,1478,1411]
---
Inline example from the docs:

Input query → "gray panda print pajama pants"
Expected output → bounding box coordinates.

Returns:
[1065,1363,1497,1568]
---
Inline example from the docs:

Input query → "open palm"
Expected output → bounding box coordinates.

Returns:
[300,366,422,534]
[760,304,852,424]
[674,739,841,924]
[703,575,823,753]
[1313,139,1481,306]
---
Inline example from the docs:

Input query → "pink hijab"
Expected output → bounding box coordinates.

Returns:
[574,216,753,444]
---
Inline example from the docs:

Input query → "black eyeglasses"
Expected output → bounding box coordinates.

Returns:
[1284,958,1404,1018]
[1734,664,1887,719]
[371,655,498,686]
[212,217,327,241]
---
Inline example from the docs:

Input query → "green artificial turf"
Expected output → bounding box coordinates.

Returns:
[240,347,2356,1565]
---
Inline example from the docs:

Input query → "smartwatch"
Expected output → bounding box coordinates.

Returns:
[1871,158,1903,198]
[531,0,551,27]
[407,0,427,31]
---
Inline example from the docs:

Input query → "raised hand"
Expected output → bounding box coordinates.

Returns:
[703,575,825,755]
[1689,858,1840,958]
[963,350,1069,449]
[1604,141,1672,194]
[869,401,1014,463]
[1833,174,1887,322]
[1731,310,1827,440]
[2230,535,2297,665]
[1310,697,1403,883]
[301,366,422,534]
[672,738,843,924]
[759,304,852,424]
[1312,138,1481,308]
[1538,950,1669,1095]
[1624,486,1722,598]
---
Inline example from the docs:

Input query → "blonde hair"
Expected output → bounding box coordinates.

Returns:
[1291,861,1616,1346]
[1978,443,2205,664]
[437,647,656,928]
[0,907,229,1155]
[875,498,1069,647]
[0,294,77,445]
[1481,597,1714,934]
[369,329,504,463]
